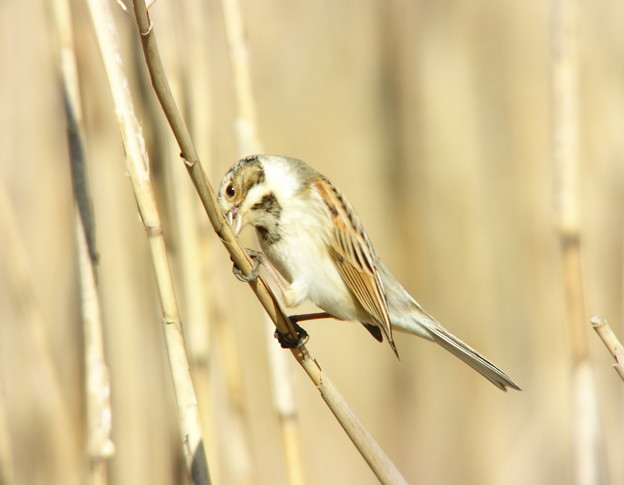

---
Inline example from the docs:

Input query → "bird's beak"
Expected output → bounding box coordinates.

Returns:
[225,207,244,235]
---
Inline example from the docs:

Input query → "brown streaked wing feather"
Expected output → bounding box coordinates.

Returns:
[313,178,394,344]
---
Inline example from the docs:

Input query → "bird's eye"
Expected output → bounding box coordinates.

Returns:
[225,183,236,198]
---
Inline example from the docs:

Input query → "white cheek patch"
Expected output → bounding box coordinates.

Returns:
[242,184,267,213]
[261,158,301,200]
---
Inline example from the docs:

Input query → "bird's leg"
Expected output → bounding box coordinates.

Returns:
[231,249,264,282]
[289,312,334,323]
[230,252,336,349]
[274,312,337,349]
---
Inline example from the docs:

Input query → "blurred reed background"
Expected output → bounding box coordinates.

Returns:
[1,0,623,484]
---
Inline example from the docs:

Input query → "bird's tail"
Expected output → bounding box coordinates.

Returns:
[424,324,520,391]
[392,306,521,391]
[379,263,520,391]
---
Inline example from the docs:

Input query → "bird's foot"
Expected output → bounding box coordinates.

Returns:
[231,249,264,282]
[274,317,309,349]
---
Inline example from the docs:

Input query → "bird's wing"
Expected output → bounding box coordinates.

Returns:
[312,177,396,354]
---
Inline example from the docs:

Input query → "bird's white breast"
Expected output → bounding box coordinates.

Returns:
[259,191,364,322]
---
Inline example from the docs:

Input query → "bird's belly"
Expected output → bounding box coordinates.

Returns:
[305,272,362,321]
[262,230,365,322]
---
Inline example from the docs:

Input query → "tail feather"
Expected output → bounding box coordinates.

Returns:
[378,263,520,391]
[426,325,521,391]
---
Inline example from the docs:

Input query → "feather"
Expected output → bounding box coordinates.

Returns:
[313,178,398,356]
[426,325,521,391]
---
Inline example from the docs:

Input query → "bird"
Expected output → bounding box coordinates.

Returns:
[217,154,520,391]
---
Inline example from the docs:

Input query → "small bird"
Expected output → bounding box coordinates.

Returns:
[218,155,520,391]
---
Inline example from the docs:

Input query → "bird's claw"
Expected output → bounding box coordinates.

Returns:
[232,249,264,282]
[274,318,309,349]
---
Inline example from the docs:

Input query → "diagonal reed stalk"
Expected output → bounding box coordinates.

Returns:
[131,1,408,483]
[84,0,211,483]
[590,316,624,382]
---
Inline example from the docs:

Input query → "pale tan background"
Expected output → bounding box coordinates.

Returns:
[1,1,623,484]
